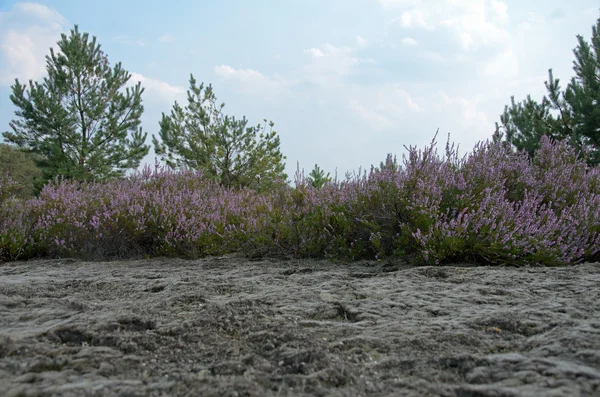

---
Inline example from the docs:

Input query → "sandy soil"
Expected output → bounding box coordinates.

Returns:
[0,256,599,397]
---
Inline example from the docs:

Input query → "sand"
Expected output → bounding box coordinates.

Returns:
[1,256,599,396]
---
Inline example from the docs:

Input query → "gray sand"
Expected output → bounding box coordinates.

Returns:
[0,256,599,396]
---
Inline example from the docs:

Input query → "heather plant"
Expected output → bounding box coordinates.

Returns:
[0,201,32,261]
[413,188,599,265]
[410,136,600,265]
[459,140,534,204]
[332,161,402,260]
[243,169,340,258]
[0,172,19,205]
[0,135,599,265]
[530,136,600,211]
[0,174,34,261]
[24,164,268,259]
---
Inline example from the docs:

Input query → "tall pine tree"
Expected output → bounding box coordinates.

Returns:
[3,25,149,183]
[495,14,600,165]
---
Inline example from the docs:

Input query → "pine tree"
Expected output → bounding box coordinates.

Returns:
[153,74,287,190]
[565,20,600,163]
[495,14,600,165]
[3,25,149,183]
[306,164,331,188]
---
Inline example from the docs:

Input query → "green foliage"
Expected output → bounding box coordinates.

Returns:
[494,73,573,157]
[3,25,149,183]
[495,14,600,165]
[153,74,287,191]
[566,22,600,164]
[0,144,43,198]
[306,164,331,188]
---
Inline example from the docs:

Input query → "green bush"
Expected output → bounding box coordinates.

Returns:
[0,144,43,199]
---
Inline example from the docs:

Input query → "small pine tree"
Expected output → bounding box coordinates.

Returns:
[306,164,331,188]
[3,25,149,183]
[153,74,287,190]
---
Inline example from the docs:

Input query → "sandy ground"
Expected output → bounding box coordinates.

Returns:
[0,256,599,397]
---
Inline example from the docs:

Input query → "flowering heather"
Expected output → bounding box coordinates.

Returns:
[0,172,19,204]
[14,164,269,259]
[0,136,598,266]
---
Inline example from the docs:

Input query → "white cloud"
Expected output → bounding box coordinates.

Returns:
[439,7,509,51]
[0,30,48,85]
[401,37,418,46]
[384,0,510,51]
[13,2,67,25]
[483,47,518,78]
[280,39,426,133]
[303,43,375,85]
[158,34,174,43]
[418,50,447,63]
[214,65,288,98]
[328,81,496,156]
[304,47,325,58]
[490,0,508,20]
[378,0,420,8]
[128,72,185,103]
[434,90,493,132]
[346,85,424,130]
[114,35,146,47]
[347,100,394,130]
[215,65,263,80]
[0,3,66,85]
[393,88,423,112]
[395,9,434,30]
[356,35,369,48]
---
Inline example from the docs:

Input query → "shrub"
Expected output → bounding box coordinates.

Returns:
[0,144,43,199]
[1,135,598,265]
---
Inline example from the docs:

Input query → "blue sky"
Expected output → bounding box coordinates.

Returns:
[0,0,598,179]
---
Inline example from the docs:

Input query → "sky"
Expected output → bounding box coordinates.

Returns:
[0,0,598,180]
